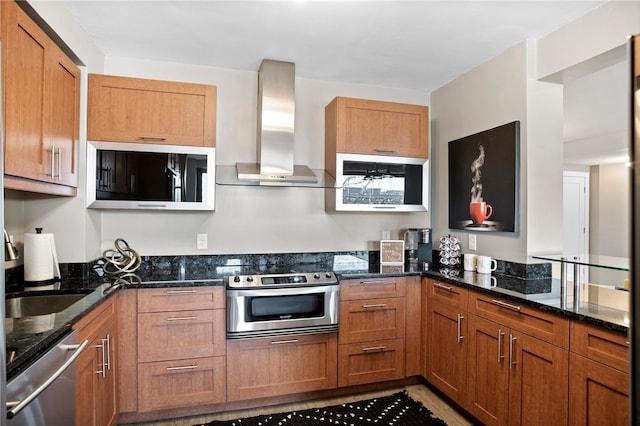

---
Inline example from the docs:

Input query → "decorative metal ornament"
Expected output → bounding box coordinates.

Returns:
[102,238,141,275]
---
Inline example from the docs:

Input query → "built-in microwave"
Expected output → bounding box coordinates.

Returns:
[87,141,216,210]
[326,153,429,212]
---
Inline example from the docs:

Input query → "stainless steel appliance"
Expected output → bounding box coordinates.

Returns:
[86,141,216,210]
[328,153,429,212]
[630,33,639,424]
[226,271,339,339]
[6,330,88,425]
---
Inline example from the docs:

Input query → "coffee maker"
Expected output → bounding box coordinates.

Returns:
[404,228,432,268]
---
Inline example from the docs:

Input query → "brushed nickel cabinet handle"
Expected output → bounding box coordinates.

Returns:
[362,303,387,308]
[166,316,198,321]
[138,135,167,141]
[491,299,522,312]
[509,335,517,369]
[497,329,505,363]
[374,149,396,153]
[96,340,106,377]
[105,334,111,371]
[359,280,394,285]
[457,314,464,342]
[166,289,198,294]
[270,339,299,345]
[166,365,198,371]
[362,346,386,352]
[433,282,453,292]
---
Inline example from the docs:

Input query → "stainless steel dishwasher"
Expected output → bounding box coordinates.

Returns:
[6,330,88,426]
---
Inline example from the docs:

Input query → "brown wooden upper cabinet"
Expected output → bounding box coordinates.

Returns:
[325,97,428,158]
[88,74,217,147]
[2,0,80,196]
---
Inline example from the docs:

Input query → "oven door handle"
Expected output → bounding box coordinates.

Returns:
[226,285,338,297]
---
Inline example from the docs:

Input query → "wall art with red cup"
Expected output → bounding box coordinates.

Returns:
[448,121,520,233]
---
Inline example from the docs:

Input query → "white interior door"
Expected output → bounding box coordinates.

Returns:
[563,171,590,285]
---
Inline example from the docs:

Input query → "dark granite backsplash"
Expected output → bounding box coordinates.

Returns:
[4,250,552,288]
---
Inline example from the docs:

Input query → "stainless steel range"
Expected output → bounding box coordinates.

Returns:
[226,271,339,339]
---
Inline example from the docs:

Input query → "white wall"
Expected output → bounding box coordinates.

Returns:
[590,163,630,257]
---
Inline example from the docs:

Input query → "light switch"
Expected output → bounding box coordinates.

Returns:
[196,233,208,249]
[469,234,477,251]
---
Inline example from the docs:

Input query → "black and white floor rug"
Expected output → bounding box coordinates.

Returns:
[196,391,448,426]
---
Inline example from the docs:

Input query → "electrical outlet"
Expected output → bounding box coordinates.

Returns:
[196,233,208,250]
[468,234,477,251]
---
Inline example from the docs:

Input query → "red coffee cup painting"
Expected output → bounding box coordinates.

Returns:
[448,121,519,233]
[469,145,493,225]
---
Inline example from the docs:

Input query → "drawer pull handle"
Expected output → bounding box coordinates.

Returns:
[362,345,386,352]
[166,289,198,294]
[433,282,453,292]
[270,339,299,345]
[497,329,505,363]
[374,149,396,153]
[457,314,464,342]
[166,365,198,371]
[362,303,387,308]
[491,299,522,312]
[166,316,198,321]
[359,280,394,285]
[138,135,168,141]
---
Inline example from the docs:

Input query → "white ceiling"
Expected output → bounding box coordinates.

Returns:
[57,0,625,165]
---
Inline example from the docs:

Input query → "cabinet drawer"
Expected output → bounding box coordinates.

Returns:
[138,286,224,312]
[570,321,629,372]
[138,309,225,362]
[340,277,407,300]
[339,297,406,344]
[227,333,338,401]
[138,356,226,412]
[425,279,468,310]
[468,291,569,348]
[338,338,405,387]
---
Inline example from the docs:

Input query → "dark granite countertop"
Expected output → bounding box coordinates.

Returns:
[6,256,629,381]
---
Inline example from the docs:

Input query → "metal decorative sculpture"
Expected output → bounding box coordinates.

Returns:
[102,238,141,275]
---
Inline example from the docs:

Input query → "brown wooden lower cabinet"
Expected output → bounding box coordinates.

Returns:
[74,297,118,426]
[226,333,338,401]
[138,356,226,412]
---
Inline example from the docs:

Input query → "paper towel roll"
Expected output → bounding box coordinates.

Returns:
[24,232,61,282]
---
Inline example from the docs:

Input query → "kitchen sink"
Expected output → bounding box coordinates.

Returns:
[5,293,87,318]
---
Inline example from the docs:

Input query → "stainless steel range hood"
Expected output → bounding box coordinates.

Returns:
[236,59,318,183]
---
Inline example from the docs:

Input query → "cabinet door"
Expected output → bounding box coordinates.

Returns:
[3,1,48,182]
[88,74,217,147]
[425,300,467,402]
[508,331,569,426]
[227,333,337,401]
[46,43,80,187]
[329,97,428,158]
[466,314,509,426]
[339,297,405,344]
[569,353,629,426]
[76,317,118,426]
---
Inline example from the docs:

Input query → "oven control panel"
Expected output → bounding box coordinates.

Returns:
[228,272,337,288]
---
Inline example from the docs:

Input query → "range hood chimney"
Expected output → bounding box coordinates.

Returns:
[236,59,317,183]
